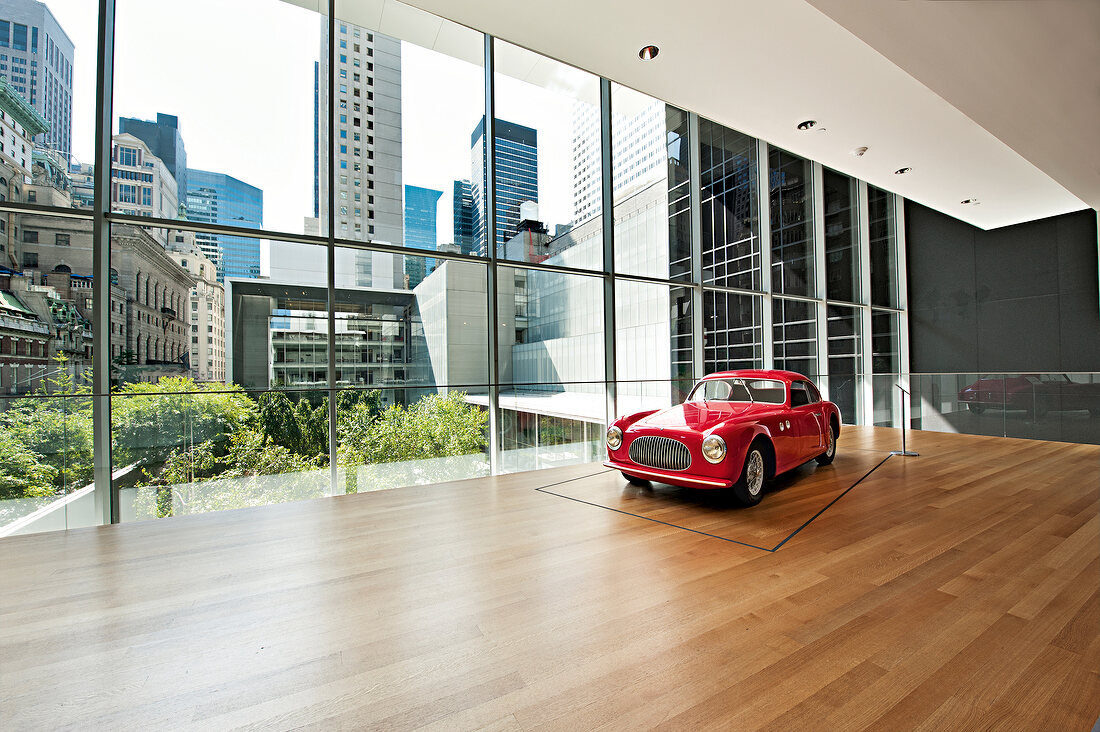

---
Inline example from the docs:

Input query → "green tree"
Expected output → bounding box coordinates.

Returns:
[0,353,94,494]
[0,430,60,501]
[112,377,259,467]
[338,391,487,466]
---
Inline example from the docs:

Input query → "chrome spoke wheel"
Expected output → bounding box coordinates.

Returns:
[746,450,764,496]
[826,427,835,458]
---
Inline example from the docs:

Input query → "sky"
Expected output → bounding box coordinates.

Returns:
[41,0,586,245]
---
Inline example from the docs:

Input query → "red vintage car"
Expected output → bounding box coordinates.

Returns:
[957,374,1100,418]
[604,370,842,506]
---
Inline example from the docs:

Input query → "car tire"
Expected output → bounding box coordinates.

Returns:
[815,423,837,466]
[966,403,984,414]
[622,472,649,486]
[732,444,766,507]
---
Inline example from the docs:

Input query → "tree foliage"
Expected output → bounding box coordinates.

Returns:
[2,372,489,523]
[338,391,487,466]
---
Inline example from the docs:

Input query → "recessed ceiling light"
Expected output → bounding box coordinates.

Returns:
[851,146,868,157]
[638,45,659,61]
[961,198,980,205]
[894,167,912,175]
[797,120,817,131]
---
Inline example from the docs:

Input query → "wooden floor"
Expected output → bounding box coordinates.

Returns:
[1,427,1097,731]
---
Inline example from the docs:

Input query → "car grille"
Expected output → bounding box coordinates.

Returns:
[628,435,691,471]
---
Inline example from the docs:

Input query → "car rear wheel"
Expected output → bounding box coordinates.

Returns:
[622,472,649,486]
[732,445,766,506]
[815,423,837,466]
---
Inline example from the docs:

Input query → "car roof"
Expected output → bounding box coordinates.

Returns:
[700,369,808,383]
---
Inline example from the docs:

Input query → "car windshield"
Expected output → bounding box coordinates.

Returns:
[687,378,786,404]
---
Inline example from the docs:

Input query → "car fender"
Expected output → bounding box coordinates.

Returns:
[716,421,774,472]
[614,409,660,429]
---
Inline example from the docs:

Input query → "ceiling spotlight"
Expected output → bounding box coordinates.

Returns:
[797,120,817,131]
[851,146,868,157]
[961,198,980,205]
[638,45,659,61]
[894,167,912,175]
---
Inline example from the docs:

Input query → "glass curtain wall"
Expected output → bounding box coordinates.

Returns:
[0,0,909,535]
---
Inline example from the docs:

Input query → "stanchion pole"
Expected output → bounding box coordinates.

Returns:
[890,382,919,457]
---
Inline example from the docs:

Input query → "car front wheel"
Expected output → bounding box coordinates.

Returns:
[622,472,649,486]
[732,445,766,506]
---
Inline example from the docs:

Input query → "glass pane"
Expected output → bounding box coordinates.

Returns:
[333,247,488,390]
[702,290,763,373]
[823,168,859,303]
[871,309,900,426]
[0,0,93,199]
[700,119,760,290]
[769,146,815,296]
[611,84,691,281]
[616,379,693,417]
[497,391,604,474]
[773,297,818,375]
[494,40,602,269]
[332,1,486,259]
[0,392,96,536]
[615,281,692,383]
[499,265,604,386]
[114,0,326,238]
[826,304,861,423]
[114,388,331,521]
[336,386,489,495]
[869,185,898,308]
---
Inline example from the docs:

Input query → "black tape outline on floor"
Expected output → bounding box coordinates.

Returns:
[535,454,894,553]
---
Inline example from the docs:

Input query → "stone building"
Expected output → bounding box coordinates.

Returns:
[166,229,225,382]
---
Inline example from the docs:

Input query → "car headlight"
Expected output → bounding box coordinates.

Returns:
[701,434,726,463]
[606,425,623,450]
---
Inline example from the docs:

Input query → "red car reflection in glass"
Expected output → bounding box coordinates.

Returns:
[604,370,842,506]
[958,374,1100,418]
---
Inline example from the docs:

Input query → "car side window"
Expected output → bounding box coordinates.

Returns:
[790,383,811,408]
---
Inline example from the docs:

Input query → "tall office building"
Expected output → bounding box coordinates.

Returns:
[0,0,72,159]
[315,20,404,288]
[470,117,537,257]
[572,97,664,221]
[452,179,477,256]
[403,184,441,289]
[185,169,263,282]
[118,113,188,202]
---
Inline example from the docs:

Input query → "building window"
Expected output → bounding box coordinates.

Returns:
[22,229,37,243]
[55,233,69,246]
[22,252,37,268]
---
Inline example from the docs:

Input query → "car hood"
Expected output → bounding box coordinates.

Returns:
[634,402,779,433]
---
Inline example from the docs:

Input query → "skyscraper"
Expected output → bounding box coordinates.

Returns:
[403,184,442,289]
[452,179,477,256]
[0,0,72,159]
[315,21,404,288]
[185,169,263,282]
[118,113,188,202]
[470,117,537,257]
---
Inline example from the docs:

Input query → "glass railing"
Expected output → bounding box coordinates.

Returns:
[907,372,1100,446]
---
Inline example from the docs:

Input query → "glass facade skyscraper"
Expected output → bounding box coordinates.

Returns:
[452,179,476,256]
[185,169,263,282]
[470,117,537,257]
[403,184,441,289]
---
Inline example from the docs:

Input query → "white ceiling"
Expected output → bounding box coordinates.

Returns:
[382,0,1095,230]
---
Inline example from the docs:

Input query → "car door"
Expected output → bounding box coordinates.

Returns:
[789,381,825,461]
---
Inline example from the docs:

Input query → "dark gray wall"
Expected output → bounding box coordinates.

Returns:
[906,203,1099,373]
